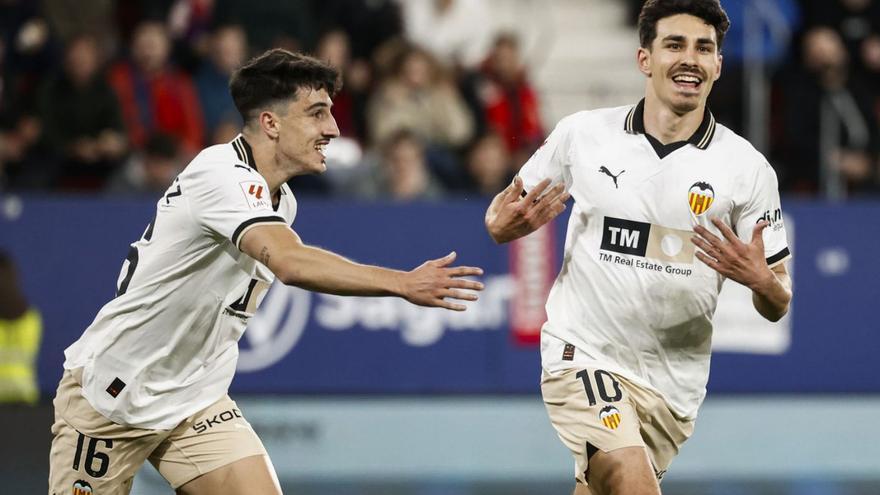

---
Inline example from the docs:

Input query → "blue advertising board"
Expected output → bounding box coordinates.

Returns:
[0,195,878,395]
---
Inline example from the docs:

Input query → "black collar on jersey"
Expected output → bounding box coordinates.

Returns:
[624,98,717,158]
[231,134,287,210]
[231,134,258,171]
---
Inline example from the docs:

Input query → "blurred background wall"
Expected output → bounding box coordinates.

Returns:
[1,0,879,493]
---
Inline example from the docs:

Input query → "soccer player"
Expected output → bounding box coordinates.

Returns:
[484,1,792,494]
[49,49,484,495]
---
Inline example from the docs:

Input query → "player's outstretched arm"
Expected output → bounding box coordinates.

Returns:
[240,224,484,311]
[692,218,792,321]
[485,177,570,244]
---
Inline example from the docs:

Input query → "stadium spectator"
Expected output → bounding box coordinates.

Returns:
[315,28,369,142]
[196,24,247,145]
[0,249,42,405]
[106,132,182,196]
[706,0,801,134]
[396,0,495,70]
[0,52,47,189]
[349,129,445,200]
[479,33,545,162]
[39,34,127,191]
[774,26,879,196]
[802,0,880,75]
[42,0,118,53]
[464,131,514,196]
[212,0,315,53]
[108,20,204,154]
[862,34,880,110]
[366,44,474,149]
[310,0,403,60]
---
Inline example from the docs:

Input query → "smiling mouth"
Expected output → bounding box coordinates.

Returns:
[671,73,703,92]
[314,141,329,161]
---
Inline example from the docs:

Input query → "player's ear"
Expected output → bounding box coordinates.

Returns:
[259,110,280,139]
[637,47,652,77]
[714,53,723,81]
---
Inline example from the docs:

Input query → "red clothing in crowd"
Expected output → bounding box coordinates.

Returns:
[480,74,544,153]
[108,62,204,153]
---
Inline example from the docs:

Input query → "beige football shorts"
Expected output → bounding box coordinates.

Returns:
[48,369,267,494]
[541,367,694,485]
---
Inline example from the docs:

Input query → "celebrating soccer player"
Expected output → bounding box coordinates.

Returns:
[485,1,792,494]
[49,49,484,495]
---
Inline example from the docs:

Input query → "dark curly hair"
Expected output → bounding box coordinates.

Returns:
[229,49,342,124]
[638,0,730,50]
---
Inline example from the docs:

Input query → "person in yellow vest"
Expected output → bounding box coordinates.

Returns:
[0,250,42,404]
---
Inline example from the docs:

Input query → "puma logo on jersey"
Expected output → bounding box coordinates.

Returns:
[598,166,625,188]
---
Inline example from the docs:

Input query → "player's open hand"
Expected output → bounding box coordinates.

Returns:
[485,177,570,244]
[402,251,484,311]
[692,218,775,289]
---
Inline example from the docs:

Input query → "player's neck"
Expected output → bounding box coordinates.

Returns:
[642,94,705,145]
[242,130,286,196]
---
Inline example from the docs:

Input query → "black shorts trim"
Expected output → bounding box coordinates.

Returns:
[231,215,286,247]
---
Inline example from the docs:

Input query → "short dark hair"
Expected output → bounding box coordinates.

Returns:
[638,0,730,50]
[229,49,341,124]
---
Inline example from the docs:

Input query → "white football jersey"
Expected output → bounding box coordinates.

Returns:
[64,135,296,429]
[520,101,790,420]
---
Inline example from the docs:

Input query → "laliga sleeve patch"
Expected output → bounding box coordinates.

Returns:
[239,181,272,210]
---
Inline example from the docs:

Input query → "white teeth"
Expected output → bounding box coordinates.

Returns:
[674,75,701,84]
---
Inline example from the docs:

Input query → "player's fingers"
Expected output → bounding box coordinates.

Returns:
[751,221,768,247]
[445,266,484,278]
[693,224,723,248]
[711,218,741,245]
[505,175,524,201]
[539,199,567,223]
[441,289,479,302]
[447,278,484,291]
[522,178,552,205]
[431,251,457,267]
[695,250,721,271]
[538,189,570,214]
[435,299,467,311]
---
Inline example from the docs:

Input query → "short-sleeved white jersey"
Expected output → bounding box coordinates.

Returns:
[520,100,790,420]
[64,135,296,429]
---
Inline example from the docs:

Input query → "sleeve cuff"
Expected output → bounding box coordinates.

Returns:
[766,247,791,267]
[231,215,287,248]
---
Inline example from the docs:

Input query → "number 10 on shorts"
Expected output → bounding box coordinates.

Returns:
[576,369,623,406]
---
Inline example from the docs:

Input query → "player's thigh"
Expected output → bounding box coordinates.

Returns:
[49,370,164,495]
[175,454,282,495]
[587,446,660,495]
[150,395,273,491]
[541,367,644,486]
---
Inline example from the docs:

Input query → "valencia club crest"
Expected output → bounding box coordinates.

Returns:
[688,182,715,215]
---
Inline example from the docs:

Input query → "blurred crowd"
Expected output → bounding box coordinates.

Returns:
[0,0,542,200]
[1,0,878,200]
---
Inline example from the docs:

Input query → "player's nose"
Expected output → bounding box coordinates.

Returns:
[324,114,340,138]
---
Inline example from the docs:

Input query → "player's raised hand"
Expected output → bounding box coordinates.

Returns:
[401,251,484,311]
[692,218,775,289]
[485,177,570,244]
